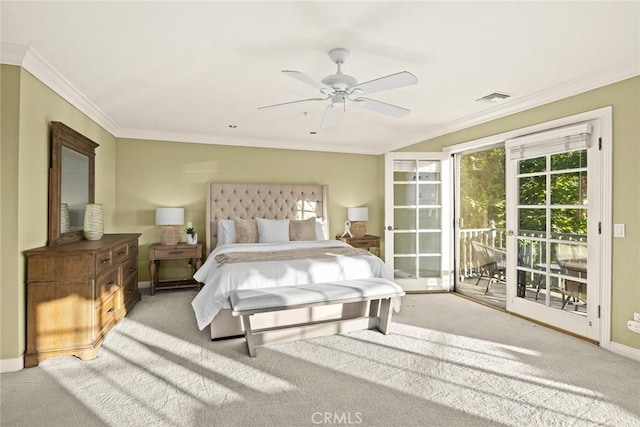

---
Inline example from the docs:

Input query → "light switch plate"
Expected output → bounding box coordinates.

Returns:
[614,223,625,237]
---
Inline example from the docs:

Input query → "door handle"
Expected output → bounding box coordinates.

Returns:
[387,226,394,231]
[507,230,515,236]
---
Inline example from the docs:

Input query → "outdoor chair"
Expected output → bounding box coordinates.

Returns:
[557,258,587,309]
[471,241,506,294]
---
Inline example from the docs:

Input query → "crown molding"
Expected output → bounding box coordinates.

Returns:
[0,42,29,65]
[117,128,382,155]
[1,43,121,136]
[386,57,640,152]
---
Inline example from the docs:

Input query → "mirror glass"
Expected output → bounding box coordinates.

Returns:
[61,146,89,231]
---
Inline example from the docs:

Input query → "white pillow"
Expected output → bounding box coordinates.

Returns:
[315,218,328,240]
[217,219,236,246]
[256,218,290,243]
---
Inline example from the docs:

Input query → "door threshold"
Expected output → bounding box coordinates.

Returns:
[508,311,599,345]
[453,291,507,312]
[453,291,598,345]
[405,289,450,295]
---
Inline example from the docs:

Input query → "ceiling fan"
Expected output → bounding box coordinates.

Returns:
[258,48,418,128]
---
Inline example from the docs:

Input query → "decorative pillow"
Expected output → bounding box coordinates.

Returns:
[289,217,317,241]
[217,219,236,246]
[233,218,258,243]
[315,217,328,240]
[256,218,290,243]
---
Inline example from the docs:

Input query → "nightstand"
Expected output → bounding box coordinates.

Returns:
[148,243,203,295]
[336,234,381,257]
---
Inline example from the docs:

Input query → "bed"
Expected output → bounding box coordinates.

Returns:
[191,183,395,339]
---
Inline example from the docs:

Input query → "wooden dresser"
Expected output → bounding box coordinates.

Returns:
[24,234,141,367]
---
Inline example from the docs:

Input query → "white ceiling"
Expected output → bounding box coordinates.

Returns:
[2,1,639,154]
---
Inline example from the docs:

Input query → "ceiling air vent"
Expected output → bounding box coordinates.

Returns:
[476,92,512,104]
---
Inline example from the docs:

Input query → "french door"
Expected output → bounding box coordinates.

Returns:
[384,152,452,292]
[505,121,602,341]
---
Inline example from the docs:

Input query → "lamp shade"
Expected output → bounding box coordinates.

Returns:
[348,207,369,222]
[155,207,184,225]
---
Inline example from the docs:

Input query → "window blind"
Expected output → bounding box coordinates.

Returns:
[506,123,592,160]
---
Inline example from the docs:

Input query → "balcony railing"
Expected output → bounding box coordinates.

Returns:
[459,221,586,280]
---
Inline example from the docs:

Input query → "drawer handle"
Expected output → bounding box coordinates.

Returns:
[107,306,115,314]
[107,280,115,287]
[118,251,126,256]
[130,245,137,250]
[100,258,111,264]
[126,290,133,294]
[128,267,136,273]
[168,251,184,255]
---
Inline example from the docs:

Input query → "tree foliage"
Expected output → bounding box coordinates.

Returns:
[460,147,506,229]
[460,148,587,237]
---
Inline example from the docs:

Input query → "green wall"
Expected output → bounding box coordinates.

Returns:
[2,61,638,364]
[400,76,640,349]
[115,139,382,281]
[1,66,22,362]
[0,65,118,361]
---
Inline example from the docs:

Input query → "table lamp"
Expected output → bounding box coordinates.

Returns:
[347,207,368,237]
[155,207,184,245]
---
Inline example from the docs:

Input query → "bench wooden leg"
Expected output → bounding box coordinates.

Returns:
[369,299,380,317]
[241,315,257,357]
[378,298,393,335]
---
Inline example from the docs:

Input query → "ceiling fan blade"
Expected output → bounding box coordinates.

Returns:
[321,103,342,128]
[352,97,410,118]
[350,71,418,96]
[258,97,327,110]
[282,70,333,93]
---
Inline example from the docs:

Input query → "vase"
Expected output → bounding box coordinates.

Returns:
[84,203,104,240]
[186,233,198,245]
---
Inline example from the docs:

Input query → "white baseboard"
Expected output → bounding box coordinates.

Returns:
[0,356,24,373]
[609,341,640,362]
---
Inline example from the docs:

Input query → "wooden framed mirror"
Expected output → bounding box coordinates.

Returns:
[48,122,99,246]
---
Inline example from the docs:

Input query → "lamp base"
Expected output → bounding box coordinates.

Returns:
[159,226,180,245]
[350,221,366,238]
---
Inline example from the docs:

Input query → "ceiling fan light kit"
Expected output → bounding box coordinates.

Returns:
[259,47,418,128]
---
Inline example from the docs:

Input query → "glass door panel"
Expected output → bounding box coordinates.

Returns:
[385,153,451,291]
[508,137,597,340]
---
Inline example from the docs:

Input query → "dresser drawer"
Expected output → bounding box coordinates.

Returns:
[113,243,129,263]
[122,275,137,311]
[95,249,114,275]
[122,256,138,283]
[96,267,120,302]
[96,293,119,336]
[126,240,139,256]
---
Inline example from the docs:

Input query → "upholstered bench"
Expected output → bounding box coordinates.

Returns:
[230,278,405,356]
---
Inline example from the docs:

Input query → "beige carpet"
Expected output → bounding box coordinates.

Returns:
[2,290,640,427]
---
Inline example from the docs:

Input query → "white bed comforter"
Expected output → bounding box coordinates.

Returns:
[191,240,393,330]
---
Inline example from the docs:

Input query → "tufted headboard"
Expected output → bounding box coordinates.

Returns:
[205,183,329,255]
